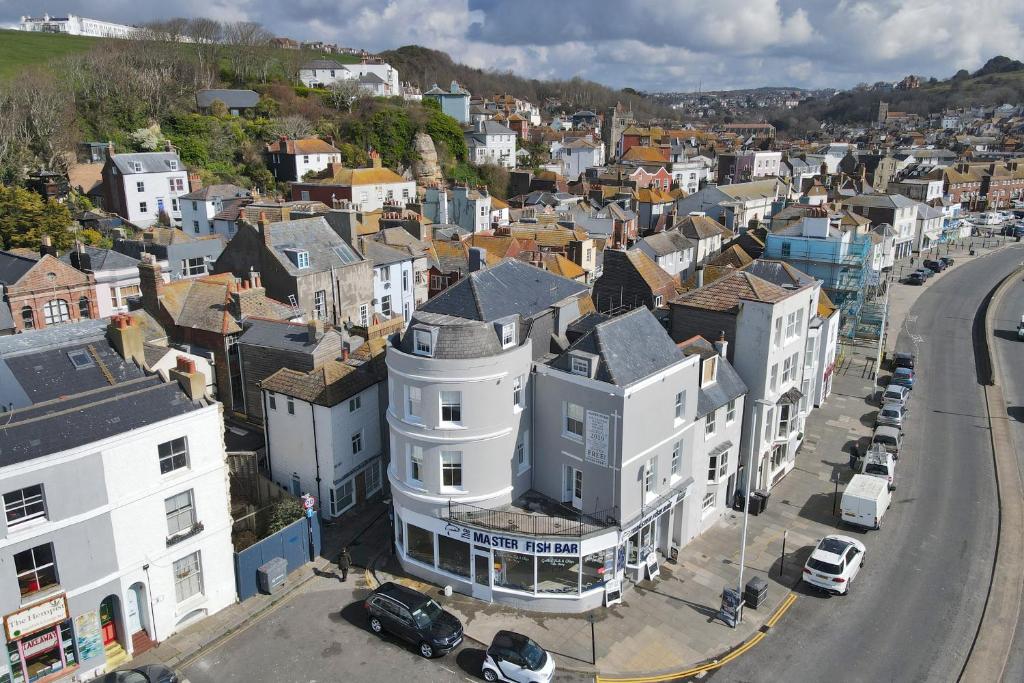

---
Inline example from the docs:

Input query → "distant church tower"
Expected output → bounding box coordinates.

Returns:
[877,101,889,124]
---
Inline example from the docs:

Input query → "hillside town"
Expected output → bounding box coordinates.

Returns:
[2,8,1024,683]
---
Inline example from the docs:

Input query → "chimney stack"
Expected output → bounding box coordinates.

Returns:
[469,246,487,273]
[169,355,207,400]
[257,211,272,246]
[138,253,164,318]
[307,319,324,342]
[70,241,93,272]
[106,314,145,366]
[714,331,728,358]
[695,266,705,289]
[39,235,58,258]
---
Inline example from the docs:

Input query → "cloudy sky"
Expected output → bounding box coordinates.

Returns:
[6,0,1024,91]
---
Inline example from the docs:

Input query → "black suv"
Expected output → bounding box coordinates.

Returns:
[364,582,463,658]
[893,351,915,370]
[923,259,945,273]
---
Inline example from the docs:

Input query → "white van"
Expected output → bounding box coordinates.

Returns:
[840,474,892,530]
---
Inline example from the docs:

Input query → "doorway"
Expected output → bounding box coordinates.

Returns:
[563,465,583,510]
[355,471,367,506]
[472,549,492,601]
[125,586,143,635]
[99,596,119,647]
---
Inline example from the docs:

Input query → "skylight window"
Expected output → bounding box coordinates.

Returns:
[67,349,94,369]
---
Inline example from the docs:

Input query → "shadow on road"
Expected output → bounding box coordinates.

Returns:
[797,492,843,528]
[992,328,1022,342]
[1007,406,1024,423]
[859,410,878,428]
[456,648,486,678]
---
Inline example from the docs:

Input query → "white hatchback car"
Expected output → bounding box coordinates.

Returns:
[482,631,555,683]
[802,535,866,595]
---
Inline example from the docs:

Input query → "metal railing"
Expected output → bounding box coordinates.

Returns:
[445,500,613,538]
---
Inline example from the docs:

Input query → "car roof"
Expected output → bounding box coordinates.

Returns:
[894,367,912,374]
[813,537,851,564]
[894,351,913,359]
[374,581,429,608]
[874,424,901,437]
[492,630,531,649]
[883,385,907,395]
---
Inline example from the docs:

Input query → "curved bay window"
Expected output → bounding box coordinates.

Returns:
[581,548,615,592]
[42,299,70,326]
[493,550,533,592]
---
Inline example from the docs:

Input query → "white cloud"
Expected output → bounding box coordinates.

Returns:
[7,0,1024,90]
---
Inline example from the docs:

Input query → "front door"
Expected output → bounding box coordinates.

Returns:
[126,586,143,634]
[472,549,492,601]
[355,472,367,506]
[99,597,118,646]
[563,466,583,510]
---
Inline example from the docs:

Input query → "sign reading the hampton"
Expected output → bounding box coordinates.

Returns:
[5,595,69,639]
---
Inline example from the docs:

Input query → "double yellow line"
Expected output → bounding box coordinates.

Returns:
[596,593,797,683]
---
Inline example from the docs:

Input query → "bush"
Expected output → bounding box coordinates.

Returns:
[265,497,303,536]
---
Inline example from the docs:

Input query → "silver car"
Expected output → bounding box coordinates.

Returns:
[875,403,906,429]
[880,384,911,410]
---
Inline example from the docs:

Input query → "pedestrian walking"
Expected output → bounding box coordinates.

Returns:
[338,547,352,582]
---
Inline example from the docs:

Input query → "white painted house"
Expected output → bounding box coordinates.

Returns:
[0,319,235,681]
[358,238,418,323]
[559,138,605,181]
[179,184,251,238]
[465,121,517,169]
[298,59,400,95]
[101,151,190,228]
[262,355,386,519]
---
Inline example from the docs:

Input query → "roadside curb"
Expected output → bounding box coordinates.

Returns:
[594,593,798,683]
[960,262,1024,682]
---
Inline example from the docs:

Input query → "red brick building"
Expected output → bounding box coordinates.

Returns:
[0,242,97,333]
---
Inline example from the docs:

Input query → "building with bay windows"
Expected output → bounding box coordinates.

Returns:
[0,318,236,682]
[386,258,746,612]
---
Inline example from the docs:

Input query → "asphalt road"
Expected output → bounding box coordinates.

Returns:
[713,246,1024,683]
[991,266,1024,682]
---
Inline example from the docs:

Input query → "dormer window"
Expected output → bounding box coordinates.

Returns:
[285,249,310,269]
[131,162,142,172]
[167,160,178,170]
[701,355,718,386]
[413,329,434,356]
[570,356,589,376]
[501,323,516,348]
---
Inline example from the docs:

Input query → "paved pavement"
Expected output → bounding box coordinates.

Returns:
[131,239,1023,682]
[713,243,1024,682]
[991,267,1024,681]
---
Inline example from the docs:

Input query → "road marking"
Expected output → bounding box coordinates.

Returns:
[595,594,797,683]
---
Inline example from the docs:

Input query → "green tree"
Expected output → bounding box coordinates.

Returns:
[424,108,467,162]
[265,497,303,536]
[0,185,74,251]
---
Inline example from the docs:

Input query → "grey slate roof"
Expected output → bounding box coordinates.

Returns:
[0,302,13,332]
[180,183,250,202]
[681,337,748,418]
[60,246,139,272]
[196,89,260,109]
[0,376,200,464]
[302,59,347,70]
[844,193,917,210]
[358,239,413,267]
[399,311,505,360]
[238,318,337,353]
[3,339,144,404]
[549,307,685,386]
[111,152,184,175]
[743,259,816,288]
[265,217,363,275]
[0,250,38,284]
[636,230,694,257]
[420,258,588,323]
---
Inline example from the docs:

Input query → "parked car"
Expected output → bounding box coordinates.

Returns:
[1018,315,1024,341]
[892,351,915,370]
[364,582,464,658]
[872,424,904,458]
[802,535,867,595]
[858,443,897,490]
[102,666,188,683]
[841,474,892,531]
[875,403,907,430]
[880,384,911,409]
[905,272,926,286]
[940,257,955,267]
[913,268,933,280]
[482,630,556,682]
[891,367,915,389]
[923,259,945,273]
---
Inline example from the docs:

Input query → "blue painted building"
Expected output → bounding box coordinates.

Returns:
[424,81,471,123]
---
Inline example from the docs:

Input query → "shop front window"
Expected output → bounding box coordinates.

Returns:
[627,522,656,566]
[536,556,579,594]
[493,550,534,592]
[581,548,615,591]
[407,525,435,566]
[437,535,470,578]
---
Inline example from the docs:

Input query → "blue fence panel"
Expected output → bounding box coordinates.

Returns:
[233,515,319,601]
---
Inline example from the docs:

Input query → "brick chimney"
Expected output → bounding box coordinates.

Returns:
[106,314,145,366]
[169,355,206,400]
[138,253,164,318]
[39,235,58,258]
[307,319,324,342]
[257,211,272,247]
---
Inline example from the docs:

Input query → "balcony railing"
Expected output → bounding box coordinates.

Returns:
[445,499,612,538]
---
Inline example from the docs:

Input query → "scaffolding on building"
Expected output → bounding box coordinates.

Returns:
[770,235,883,340]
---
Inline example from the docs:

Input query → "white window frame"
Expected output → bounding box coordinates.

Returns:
[705,410,717,438]
[267,392,277,411]
[671,441,682,477]
[774,317,782,347]
[782,355,793,383]
[512,374,524,410]
[165,489,196,537]
[136,181,145,193]
[726,399,737,424]
[516,432,531,474]
[413,329,433,356]
[173,551,203,604]
[381,294,392,317]
[439,391,462,425]
[158,436,189,475]
[501,323,516,348]
[770,364,779,392]
[349,395,361,412]
[644,457,658,495]
[313,289,327,320]
[408,446,424,485]
[330,480,355,515]
[571,356,589,376]
[351,430,363,455]
[405,385,422,422]
[563,402,584,441]
[702,491,716,512]
[440,451,463,490]
[359,304,369,326]
[3,485,47,528]
[674,390,686,421]
[296,251,310,269]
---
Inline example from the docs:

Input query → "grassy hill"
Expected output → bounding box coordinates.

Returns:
[0,29,100,79]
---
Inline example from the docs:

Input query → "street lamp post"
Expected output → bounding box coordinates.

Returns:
[737,398,772,623]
